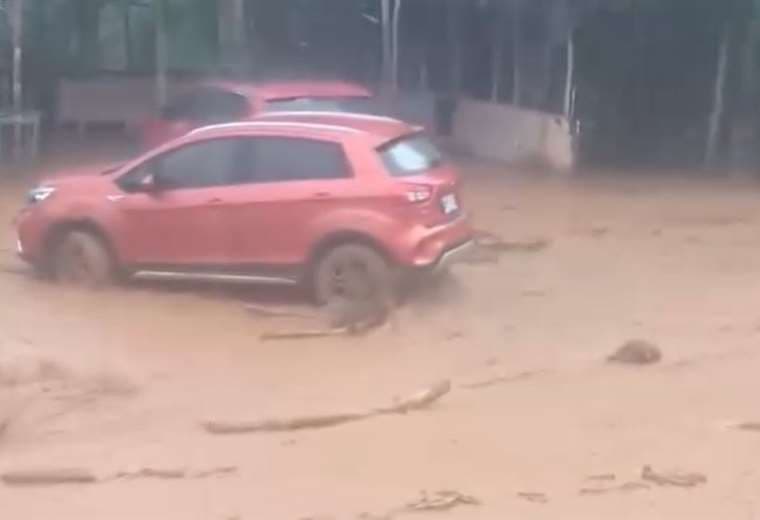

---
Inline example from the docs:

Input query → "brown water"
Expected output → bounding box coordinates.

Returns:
[2,160,760,519]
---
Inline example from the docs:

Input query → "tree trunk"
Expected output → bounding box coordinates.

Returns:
[218,0,247,73]
[706,26,730,167]
[76,0,101,72]
[491,4,505,102]
[154,0,168,107]
[9,0,23,112]
[446,0,462,96]
[563,32,575,118]
[123,0,132,70]
[380,0,393,91]
[512,1,521,106]
[391,0,402,91]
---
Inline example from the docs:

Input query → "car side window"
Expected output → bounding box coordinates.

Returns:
[156,139,242,189]
[189,89,249,124]
[119,139,243,192]
[161,93,194,120]
[235,137,350,184]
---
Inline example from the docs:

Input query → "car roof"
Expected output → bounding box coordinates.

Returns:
[188,112,418,147]
[197,79,372,101]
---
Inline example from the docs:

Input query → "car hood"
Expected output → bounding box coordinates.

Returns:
[40,162,122,187]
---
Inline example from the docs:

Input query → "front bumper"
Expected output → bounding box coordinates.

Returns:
[14,207,46,265]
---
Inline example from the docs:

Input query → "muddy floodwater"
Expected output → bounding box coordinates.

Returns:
[2,161,760,519]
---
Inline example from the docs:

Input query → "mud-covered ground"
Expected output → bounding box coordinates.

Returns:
[2,158,760,519]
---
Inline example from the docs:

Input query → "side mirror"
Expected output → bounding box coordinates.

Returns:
[122,174,160,194]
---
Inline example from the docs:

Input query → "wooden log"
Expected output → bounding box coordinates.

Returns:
[2,468,97,486]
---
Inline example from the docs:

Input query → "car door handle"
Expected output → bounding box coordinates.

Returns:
[312,192,332,198]
[207,197,223,204]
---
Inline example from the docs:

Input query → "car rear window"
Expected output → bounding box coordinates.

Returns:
[264,97,382,115]
[378,134,443,177]
[162,88,249,123]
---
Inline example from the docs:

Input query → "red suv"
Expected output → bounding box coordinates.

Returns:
[16,113,473,304]
[140,79,377,150]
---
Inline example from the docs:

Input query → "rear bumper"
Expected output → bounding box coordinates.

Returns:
[399,213,474,269]
[430,239,475,274]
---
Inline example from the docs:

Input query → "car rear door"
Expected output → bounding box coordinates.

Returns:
[216,136,358,267]
[115,138,242,267]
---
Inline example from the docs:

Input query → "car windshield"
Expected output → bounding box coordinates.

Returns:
[378,134,443,177]
[264,96,382,115]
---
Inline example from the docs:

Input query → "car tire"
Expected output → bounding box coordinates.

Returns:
[51,231,114,288]
[313,244,393,306]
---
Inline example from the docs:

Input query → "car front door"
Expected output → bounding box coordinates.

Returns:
[115,138,241,268]
[217,136,357,267]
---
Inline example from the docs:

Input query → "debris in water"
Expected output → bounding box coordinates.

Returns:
[2,468,97,486]
[245,303,314,320]
[474,231,551,253]
[580,482,649,496]
[325,295,391,334]
[641,465,707,487]
[259,295,393,341]
[203,411,368,435]
[192,466,238,479]
[517,492,548,504]
[260,328,351,341]
[405,490,480,512]
[732,422,760,432]
[203,380,451,435]
[113,467,187,480]
[461,370,545,390]
[355,513,393,520]
[590,226,610,238]
[586,473,616,482]
[373,380,451,415]
[607,340,662,365]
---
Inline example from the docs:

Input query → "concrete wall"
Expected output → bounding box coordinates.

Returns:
[57,78,182,128]
[56,81,575,172]
[452,99,575,172]
[57,79,440,133]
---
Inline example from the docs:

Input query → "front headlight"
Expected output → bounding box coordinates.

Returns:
[27,186,56,205]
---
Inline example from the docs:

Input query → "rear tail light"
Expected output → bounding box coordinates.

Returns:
[404,184,433,203]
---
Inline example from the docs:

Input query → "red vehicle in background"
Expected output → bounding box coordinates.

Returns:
[16,113,473,305]
[139,79,378,150]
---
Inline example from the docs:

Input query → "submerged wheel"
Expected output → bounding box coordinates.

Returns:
[51,231,114,288]
[313,244,392,306]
